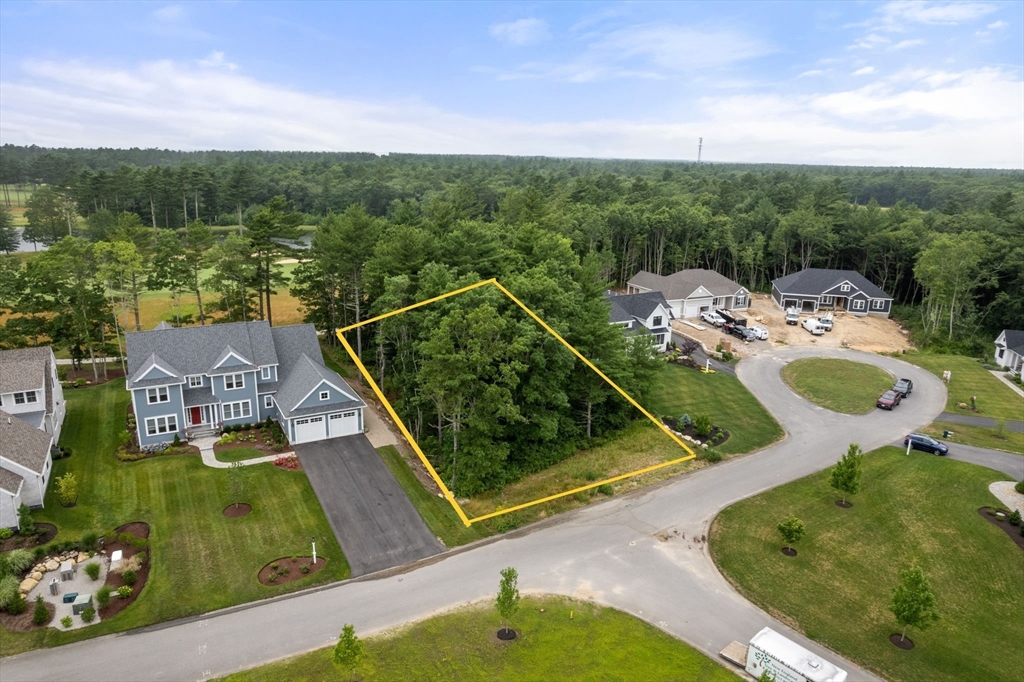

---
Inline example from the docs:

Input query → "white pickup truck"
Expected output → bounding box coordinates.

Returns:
[785,308,800,325]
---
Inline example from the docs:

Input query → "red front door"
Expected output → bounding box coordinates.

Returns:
[190,407,202,425]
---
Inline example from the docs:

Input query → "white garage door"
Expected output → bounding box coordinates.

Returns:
[328,410,359,438]
[293,416,326,444]
[682,301,703,318]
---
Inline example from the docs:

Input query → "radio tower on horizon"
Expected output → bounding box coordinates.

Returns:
[697,137,703,164]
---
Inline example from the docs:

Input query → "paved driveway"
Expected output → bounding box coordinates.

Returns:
[296,435,443,576]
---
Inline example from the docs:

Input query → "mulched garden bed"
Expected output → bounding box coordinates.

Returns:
[781,547,798,556]
[835,500,853,508]
[60,367,126,387]
[978,507,1024,550]
[272,455,302,471]
[116,405,200,461]
[214,424,290,456]
[98,522,151,621]
[890,634,915,650]
[223,503,252,518]
[0,523,58,552]
[0,600,54,632]
[258,556,326,586]
[662,418,730,448]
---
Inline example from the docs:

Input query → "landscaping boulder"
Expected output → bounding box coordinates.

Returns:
[19,577,38,594]
[30,571,43,582]
[77,552,89,563]
[44,559,60,571]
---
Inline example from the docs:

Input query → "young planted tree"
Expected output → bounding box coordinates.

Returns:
[55,472,78,507]
[829,443,863,506]
[495,566,521,640]
[228,461,246,509]
[890,565,938,644]
[333,623,364,680]
[776,515,805,554]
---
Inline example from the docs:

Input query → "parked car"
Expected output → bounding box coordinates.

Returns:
[730,325,758,342]
[876,390,902,410]
[700,311,725,327]
[749,324,769,340]
[904,433,948,455]
[893,378,913,397]
[785,308,800,325]
[816,315,833,331]
[801,318,825,335]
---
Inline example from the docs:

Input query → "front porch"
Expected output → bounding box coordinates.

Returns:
[185,403,218,429]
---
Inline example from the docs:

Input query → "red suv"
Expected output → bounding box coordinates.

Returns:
[877,390,902,410]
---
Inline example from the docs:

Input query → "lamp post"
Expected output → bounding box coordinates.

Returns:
[311,535,317,565]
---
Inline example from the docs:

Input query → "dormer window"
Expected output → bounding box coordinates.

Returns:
[14,391,38,405]
[319,391,330,401]
[187,375,203,388]
[261,367,272,380]
[225,373,244,390]
[840,284,851,292]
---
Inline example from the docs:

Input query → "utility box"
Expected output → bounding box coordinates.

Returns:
[72,593,92,616]
[745,627,847,682]
[721,339,732,353]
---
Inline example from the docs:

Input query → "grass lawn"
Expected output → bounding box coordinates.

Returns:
[376,446,489,547]
[902,353,1024,421]
[0,380,349,657]
[922,421,1024,455]
[645,361,784,455]
[781,358,893,414]
[710,446,1023,682]
[219,595,739,682]
[214,446,277,463]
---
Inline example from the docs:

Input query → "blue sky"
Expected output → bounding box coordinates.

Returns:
[1,1,1021,167]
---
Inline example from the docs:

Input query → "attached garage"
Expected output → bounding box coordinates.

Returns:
[293,415,327,444]
[328,411,359,438]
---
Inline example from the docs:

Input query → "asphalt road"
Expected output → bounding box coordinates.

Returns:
[2,347,950,682]
[937,411,1024,433]
[296,435,444,576]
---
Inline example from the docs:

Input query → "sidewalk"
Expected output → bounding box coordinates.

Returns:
[990,370,1024,399]
[193,436,292,469]
[937,412,1024,433]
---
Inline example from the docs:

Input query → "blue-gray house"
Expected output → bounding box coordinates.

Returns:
[126,321,366,447]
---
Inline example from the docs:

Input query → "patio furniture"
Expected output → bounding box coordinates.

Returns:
[72,593,92,615]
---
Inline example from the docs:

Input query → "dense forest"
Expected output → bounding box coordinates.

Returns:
[0,146,1021,491]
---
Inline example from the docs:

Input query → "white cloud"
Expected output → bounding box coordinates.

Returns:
[197,52,237,71]
[798,70,825,78]
[152,5,182,22]
[891,39,925,50]
[853,66,876,75]
[987,20,1008,29]
[490,18,550,46]
[847,33,890,49]
[876,1,998,30]
[0,58,1020,168]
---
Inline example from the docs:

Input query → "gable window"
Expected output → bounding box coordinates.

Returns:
[264,395,274,409]
[146,386,169,404]
[224,373,244,390]
[852,299,865,310]
[840,284,851,292]
[222,400,251,420]
[13,391,38,405]
[145,414,178,436]
[872,299,885,310]
[319,391,330,401]
[261,366,272,380]
[653,315,663,327]
[187,375,203,388]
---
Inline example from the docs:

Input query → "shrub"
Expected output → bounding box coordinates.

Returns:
[56,472,78,506]
[81,606,96,622]
[96,586,112,609]
[278,566,290,576]
[135,551,147,565]
[597,483,614,496]
[693,414,712,437]
[698,448,723,463]
[300,565,310,574]
[6,549,34,574]
[63,447,73,457]
[61,616,72,628]
[130,536,148,549]
[73,378,88,388]
[291,555,298,563]
[270,562,278,570]
[0,575,20,610]
[17,504,34,535]
[117,586,132,599]
[33,547,46,560]
[681,414,692,428]
[1010,510,1022,526]
[84,562,101,580]
[495,512,523,533]
[81,532,99,551]
[118,430,133,448]
[172,433,181,446]
[268,573,278,582]
[7,594,27,615]
[1016,480,1024,495]
[122,569,137,586]
[0,528,12,540]
[33,595,49,625]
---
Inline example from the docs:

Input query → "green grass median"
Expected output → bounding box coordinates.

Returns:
[781,357,893,414]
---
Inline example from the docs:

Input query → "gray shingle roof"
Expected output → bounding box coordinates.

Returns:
[182,387,216,407]
[628,269,747,300]
[126,321,278,389]
[607,292,673,325]
[0,467,24,496]
[773,269,891,299]
[0,346,51,394]
[256,381,280,394]
[271,324,364,419]
[0,409,53,474]
[13,411,46,430]
[1000,330,1024,356]
[128,353,183,388]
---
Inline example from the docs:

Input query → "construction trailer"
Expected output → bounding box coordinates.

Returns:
[745,627,848,682]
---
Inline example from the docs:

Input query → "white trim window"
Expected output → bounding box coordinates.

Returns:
[872,299,885,310]
[821,295,833,305]
[319,391,330,401]
[145,414,178,436]
[653,315,663,327]
[146,386,169,404]
[187,375,204,388]
[840,284,851,292]
[735,295,747,307]
[261,366,272,380]
[853,299,866,310]
[13,391,38,405]
[264,395,274,409]
[224,373,244,390]
[223,400,252,420]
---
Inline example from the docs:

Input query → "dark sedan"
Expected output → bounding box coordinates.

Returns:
[877,390,902,410]
[904,433,948,455]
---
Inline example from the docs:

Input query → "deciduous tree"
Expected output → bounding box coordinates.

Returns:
[890,565,938,642]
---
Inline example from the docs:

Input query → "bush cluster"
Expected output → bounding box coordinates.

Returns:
[698,448,723,464]
[96,585,112,609]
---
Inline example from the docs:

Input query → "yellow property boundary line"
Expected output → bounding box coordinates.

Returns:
[337,278,696,527]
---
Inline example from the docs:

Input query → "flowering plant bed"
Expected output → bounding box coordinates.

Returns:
[98,522,151,621]
[258,556,326,586]
[273,455,302,471]
[662,417,730,448]
[214,421,289,456]
[0,523,58,552]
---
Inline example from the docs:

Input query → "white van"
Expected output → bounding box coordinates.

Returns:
[802,318,825,335]
[746,627,848,682]
[785,308,800,325]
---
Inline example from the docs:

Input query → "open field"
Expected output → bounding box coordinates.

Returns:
[922,421,1024,455]
[711,446,1023,682]
[218,595,740,682]
[0,380,348,657]
[902,353,1024,422]
[782,357,894,414]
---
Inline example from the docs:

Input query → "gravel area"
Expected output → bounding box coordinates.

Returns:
[989,481,1024,513]
[25,556,109,631]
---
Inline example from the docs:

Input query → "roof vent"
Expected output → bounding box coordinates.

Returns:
[808,660,820,669]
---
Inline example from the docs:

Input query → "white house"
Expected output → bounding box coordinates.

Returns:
[627,269,749,319]
[607,291,674,352]
[1,411,54,529]
[994,330,1024,375]
[0,346,66,445]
